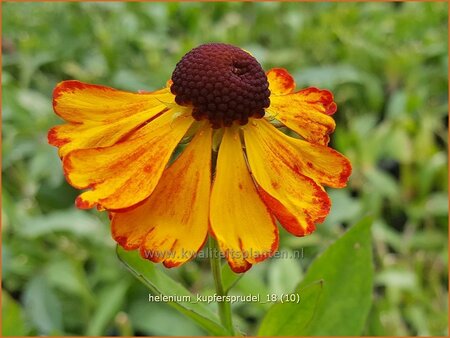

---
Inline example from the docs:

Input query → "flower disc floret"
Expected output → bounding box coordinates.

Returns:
[170,43,270,128]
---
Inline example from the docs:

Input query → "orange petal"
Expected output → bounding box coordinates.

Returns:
[254,122,351,188]
[267,87,337,145]
[210,126,278,273]
[48,104,168,158]
[53,80,174,123]
[289,139,352,188]
[266,68,296,95]
[111,124,212,267]
[63,111,193,210]
[243,119,331,236]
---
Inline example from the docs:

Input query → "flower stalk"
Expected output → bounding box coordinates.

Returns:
[209,237,235,335]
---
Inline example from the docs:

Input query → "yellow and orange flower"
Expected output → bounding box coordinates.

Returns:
[49,43,351,273]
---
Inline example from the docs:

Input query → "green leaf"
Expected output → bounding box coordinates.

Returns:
[23,275,63,335]
[86,280,130,335]
[129,299,205,336]
[365,168,399,199]
[267,251,303,295]
[116,246,231,336]
[18,209,106,240]
[2,291,29,336]
[45,258,95,303]
[259,217,374,336]
[425,192,449,217]
[375,268,417,291]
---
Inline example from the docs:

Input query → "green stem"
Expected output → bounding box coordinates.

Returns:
[115,312,133,336]
[209,237,235,335]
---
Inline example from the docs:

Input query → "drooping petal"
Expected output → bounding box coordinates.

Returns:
[48,104,168,158]
[210,126,278,273]
[111,124,212,268]
[266,68,296,95]
[63,111,193,210]
[267,87,337,145]
[53,80,174,123]
[286,137,352,188]
[246,119,351,188]
[244,119,332,236]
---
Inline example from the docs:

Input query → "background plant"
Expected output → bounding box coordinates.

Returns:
[2,2,448,336]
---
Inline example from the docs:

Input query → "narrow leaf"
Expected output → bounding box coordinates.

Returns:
[86,280,129,335]
[23,275,63,334]
[2,291,29,336]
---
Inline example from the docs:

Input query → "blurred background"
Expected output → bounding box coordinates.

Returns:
[2,2,448,336]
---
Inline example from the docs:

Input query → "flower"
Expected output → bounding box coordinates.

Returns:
[49,43,351,273]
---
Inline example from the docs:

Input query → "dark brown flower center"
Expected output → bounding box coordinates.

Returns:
[170,43,270,128]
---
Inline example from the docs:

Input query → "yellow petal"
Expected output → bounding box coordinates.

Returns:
[266,68,296,95]
[210,126,278,273]
[287,138,352,188]
[244,119,331,236]
[48,104,168,158]
[267,87,337,145]
[111,124,212,268]
[63,111,193,210]
[53,80,174,123]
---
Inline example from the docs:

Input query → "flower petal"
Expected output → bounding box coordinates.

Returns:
[286,137,352,188]
[48,104,168,158]
[111,124,212,268]
[63,111,193,210]
[267,87,337,145]
[53,80,174,123]
[210,126,278,273]
[248,120,351,188]
[244,119,331,236]
[266,68,296,95]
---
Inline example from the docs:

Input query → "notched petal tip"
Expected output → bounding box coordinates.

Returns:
[326,101,337,115]
[75,195,95,210]
[267,88,337,146]
[53,80,96,116]
[267,68,296,96]
[228,259,252,273]
[47,126,70,148]
[336,154,353,187]
[53,80,115,98]
[114,235,138,251]
[162,260,183,269]
[298,87,337,113]
[139,246,164,264]
[61,151,92,190]
[256,184,327,237]
[52,80,78,101]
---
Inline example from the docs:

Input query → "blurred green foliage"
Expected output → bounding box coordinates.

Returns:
[2,2,448,336]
